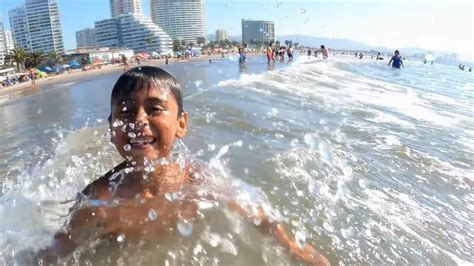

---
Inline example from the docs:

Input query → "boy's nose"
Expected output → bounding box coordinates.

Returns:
[134,108,149,128]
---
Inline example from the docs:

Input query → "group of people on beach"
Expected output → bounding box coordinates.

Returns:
[458,64,472,72]
[266,43,296,64]
[306,45,330,60]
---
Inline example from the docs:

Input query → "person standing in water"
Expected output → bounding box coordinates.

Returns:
[307,49,312,58]
[266,43,275,64]
[388,50,404,69]
[29,68,37,88]
[319,45,329,59]
[287,46,294,61]
[122,54,130,72]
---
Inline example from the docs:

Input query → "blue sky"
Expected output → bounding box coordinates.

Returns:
[1,0,473,60]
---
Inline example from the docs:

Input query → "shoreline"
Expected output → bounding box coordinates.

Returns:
[0,54,227,106]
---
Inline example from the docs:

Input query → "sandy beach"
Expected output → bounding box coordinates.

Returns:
[0,54,227,106]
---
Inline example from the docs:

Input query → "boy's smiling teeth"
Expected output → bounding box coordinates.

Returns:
[129,136,156,145]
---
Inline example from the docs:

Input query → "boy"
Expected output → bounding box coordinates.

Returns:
[35,66,329,265]
[388,50,404,69]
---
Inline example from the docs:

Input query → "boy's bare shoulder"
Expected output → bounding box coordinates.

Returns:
[81,162,127,199]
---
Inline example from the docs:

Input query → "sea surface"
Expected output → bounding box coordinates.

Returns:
[0,55,473,265]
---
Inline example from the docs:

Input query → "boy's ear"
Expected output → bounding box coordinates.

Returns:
[176,112,188,139]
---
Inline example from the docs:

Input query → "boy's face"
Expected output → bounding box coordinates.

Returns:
[109,86,188,165]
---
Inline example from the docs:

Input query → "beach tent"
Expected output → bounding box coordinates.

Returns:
[69,61,81,69]
[38,66,53,73]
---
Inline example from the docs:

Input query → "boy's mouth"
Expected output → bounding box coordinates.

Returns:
[128,136,156,149]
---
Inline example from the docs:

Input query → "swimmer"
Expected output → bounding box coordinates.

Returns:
[34,66,330,266]
[388,50,404,69]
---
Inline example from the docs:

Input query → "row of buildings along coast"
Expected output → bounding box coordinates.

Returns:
[81,0,206,53]
[1,0,206,61]
[1,0,276,66]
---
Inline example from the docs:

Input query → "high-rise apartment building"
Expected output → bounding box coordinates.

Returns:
[8,0,64,53]
[151,0,206,44]
[110,0,142,17]
[241,19,275,45]
[4,31,15,52]
[0,19,5,67]
[8,6,30,51]
[76,27,96,48]
[95,14,172,53]
[215,29,228,42]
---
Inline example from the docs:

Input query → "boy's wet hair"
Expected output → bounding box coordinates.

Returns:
[110,66,184,117]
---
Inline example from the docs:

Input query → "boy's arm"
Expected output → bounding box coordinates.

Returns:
[34,205,103,263]
[228,202,330,266]
[388,57,393,66]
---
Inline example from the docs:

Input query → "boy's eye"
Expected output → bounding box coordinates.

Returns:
[150,106,164,114]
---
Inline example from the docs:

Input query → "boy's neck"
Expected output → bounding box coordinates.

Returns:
[120,161,187,194]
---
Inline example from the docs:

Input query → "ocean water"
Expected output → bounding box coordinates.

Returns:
[0,55,473,265]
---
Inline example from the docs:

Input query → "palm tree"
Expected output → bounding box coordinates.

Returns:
[8,48,27,72]
[188,41,194,49]
[172,39,181,51]
[196,37,206,47]
[26,50,44,68]
[218,40,225,49]
[47,51,62,67]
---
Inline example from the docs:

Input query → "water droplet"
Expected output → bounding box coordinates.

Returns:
[220,238,238,255]
[204,231,221,247]
[290,138,299,147]
[177,219,193,236]
[124,144,131,151]
[358,179,367,188]
[122,107,127,112]
[37,109,42,114]
[193,243,203,255]
[275,133,285,139]
[198,201,214,209]
[207,144,216,151]
[295,231,306,249]
[148,209,157,221]
[253,217,262,225]
[128,132,136,138]
[112,119,123,127]
[117,233,125,242]
[234,140,243,147]
[128,123,135,129]
[323,221,334,233]
[304,133,318,149]
[291,219,301,226]
[341,227,354,239]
